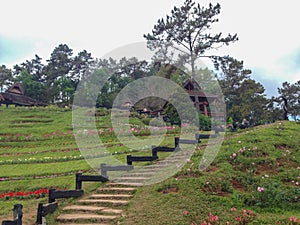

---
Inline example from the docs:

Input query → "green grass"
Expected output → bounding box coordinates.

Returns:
[122,121,300,224]
[0,106,299,224]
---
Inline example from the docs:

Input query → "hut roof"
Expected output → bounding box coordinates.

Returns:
[0,83,46,106]
[183,79,218,99]
[7,82,24,95]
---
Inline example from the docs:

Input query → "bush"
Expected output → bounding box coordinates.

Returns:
[199,114,211,131]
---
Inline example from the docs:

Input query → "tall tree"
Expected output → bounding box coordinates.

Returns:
[144,0,238,113]
[0,65,13,92]
[216,56,269,124]
[13,55,44,81]
[43,44,73,103]
[71,50,94,86]
[278,81,300,120]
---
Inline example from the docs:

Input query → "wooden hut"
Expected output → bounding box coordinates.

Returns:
[182,79,219,117]
[0,83,46,107]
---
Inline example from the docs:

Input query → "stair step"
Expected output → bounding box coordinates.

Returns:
[79,199,129,205]
[98,187,137,192]
[108,182,144,187]
[63,205,105,211]
[121,172,155,177]
[102,208,123,214]
[113,176,149,181]
[57,213,117,222]
[89,194,133,199]
[63,205,124,215]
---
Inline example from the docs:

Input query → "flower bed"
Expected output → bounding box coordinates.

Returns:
[0,189,49,200]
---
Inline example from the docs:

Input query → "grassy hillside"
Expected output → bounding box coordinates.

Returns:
[124,121,300,224]
[0,106,299,224]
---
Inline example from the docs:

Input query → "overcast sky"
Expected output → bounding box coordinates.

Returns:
[1,0,300,96]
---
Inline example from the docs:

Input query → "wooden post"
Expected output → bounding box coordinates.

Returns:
[48,189,55,203]
[151,146,158,158]
[1,204,23,225]
[127,155,132,165]
[13,204,22,225]
[75,173,82,190]
[100,164,107,178]
[36,202,58,225]
[174,137,180,149]
[36,203,43,225]
[203,102,208,116]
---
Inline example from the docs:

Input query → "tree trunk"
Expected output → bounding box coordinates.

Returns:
[191,55,200,114]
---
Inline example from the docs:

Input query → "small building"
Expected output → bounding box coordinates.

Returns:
[0,83,46,107]
[183,79,219,117]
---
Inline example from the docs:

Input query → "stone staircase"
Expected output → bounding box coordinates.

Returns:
[56,184,137,225]
[55,145,194,224]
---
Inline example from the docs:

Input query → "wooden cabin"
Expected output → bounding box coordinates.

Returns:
[0,83,46,107]
[183,79,219,117]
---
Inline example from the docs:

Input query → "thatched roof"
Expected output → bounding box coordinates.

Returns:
[0,83,46,106]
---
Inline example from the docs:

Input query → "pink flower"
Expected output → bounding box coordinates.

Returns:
[208,212,218,222]
[290,216,298,222]
[230,207,237,211]
[232,153,237,158]
[183,210,189,215]
[257,186,265,192]
[235,217,241,221]
[186,159,191,163]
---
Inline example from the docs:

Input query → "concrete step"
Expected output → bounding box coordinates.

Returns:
[108,182,144,187]
[56,213,117,222]
[121,172,155,177]
[102,208,123,214]
[89,194,133,199]
[112,177,149,183]
[63,205,124,215]
[79,199,129,205]
[97,187,137,192]
[111,181,144,187]
[63,205,105,211]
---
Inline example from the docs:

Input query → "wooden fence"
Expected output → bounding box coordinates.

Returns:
[100,164,134,179]
[1,204,22,225]
[75,173,108,190]
[36,202,58,225]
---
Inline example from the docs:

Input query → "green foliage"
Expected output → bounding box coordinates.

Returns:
[14,70,45,101]
[0,65,13,92]
[216,56,270,123]
[199,114,212,131]
[277,80,300,120]
[144,0,238,66]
